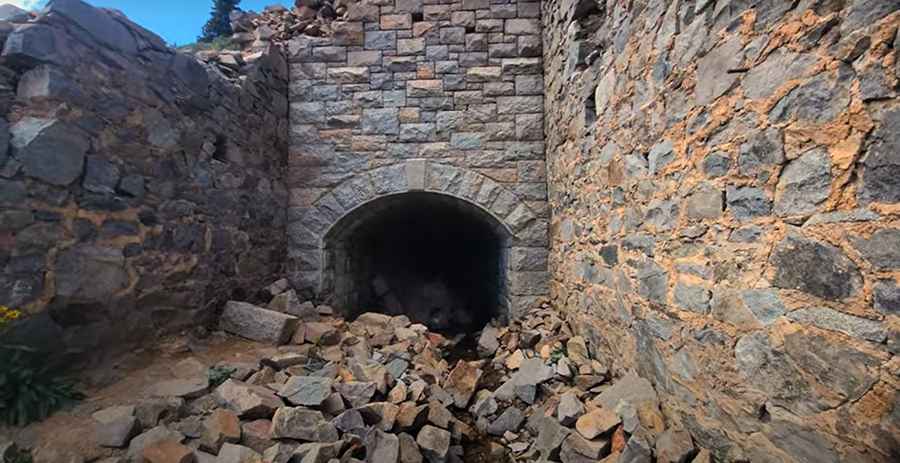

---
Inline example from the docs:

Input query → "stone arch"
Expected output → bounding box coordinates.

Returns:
[287,160,549,321]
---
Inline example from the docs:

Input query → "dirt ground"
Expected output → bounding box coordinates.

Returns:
[0,332,273,460]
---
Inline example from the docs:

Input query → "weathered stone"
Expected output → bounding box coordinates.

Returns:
[874,280,900,315]
[214,380,283,419]
[417,425,451,463]
[49,0,139,53]
[362,108,400,134]
[726,186,771,220]
[270,407,336,441]
[142,441,193,463]
[365,429,400,463]
[702,152,732,178]
[505,19,541,35]
[575,408,620,440]
[219,301,298,344]
[217,443,262,463]
[444,361,482,409]
[742,50,817,99]
[684,184,723,220]
[148,378,208,400]
[336,381,377,408]
[739,128,784,178]
[93,406,140,448]
[636,260,668,305]
[770,73,850,124]
[55,245,128,303]
[787,307,886,343]
[358,402,400,431]
[851,228,900,270]
[556,392,585,426]
[860,108,900,203]
[648,140,674,176]
[775,149,831,216]
[477,326,500,356]
[560,432,608,463]
[695,36,743,104]
[127,426,185,462]
[487,407,525,436]
[10,117,87,186]
[82,156,120,194]
[277,376,333,407]
[399,433,423,463]
[365,31,396,50]
[427,400,452,429]
[771,234,862,300]
[655,429,694,463]
[674,283,711,313]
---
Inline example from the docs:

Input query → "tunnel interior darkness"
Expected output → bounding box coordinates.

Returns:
[324,192,509,333]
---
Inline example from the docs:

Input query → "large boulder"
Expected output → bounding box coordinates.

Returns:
[45,0,138,53]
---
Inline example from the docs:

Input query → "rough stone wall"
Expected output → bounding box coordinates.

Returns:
[285,0,550,318]
[543,0,900,461]
[0,0,289,355]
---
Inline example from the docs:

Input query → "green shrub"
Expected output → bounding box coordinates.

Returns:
[208,365,237,388]
[4,447,33,463]
[0,347,84,427]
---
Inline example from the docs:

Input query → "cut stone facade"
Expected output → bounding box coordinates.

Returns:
[284,0,549,318]
[543,0,900,461]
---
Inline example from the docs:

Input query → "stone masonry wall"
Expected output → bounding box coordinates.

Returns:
[0,0,289,356]
[544,0,899,461]
[285,0,550,318]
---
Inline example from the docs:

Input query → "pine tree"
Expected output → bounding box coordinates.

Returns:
[199,0,241,42]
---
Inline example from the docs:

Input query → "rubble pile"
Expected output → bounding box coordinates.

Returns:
[229,0,363,46]
[5,279,709,462]
[193,0,360,76]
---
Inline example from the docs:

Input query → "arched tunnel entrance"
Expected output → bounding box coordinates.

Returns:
[323,192,511,333]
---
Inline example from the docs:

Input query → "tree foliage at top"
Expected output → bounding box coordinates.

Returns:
[199,0,241,42]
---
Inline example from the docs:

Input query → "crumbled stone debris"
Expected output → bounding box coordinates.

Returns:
[5,280,713,462]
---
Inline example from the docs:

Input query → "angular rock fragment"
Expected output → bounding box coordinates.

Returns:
[417,425,451,463]
[214,379,283,419]
[575,408,620,440]
[277,376,333,406]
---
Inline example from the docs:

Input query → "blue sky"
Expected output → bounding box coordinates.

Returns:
[4,0,291,46]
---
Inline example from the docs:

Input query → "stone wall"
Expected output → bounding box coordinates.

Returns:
[0,0,289,355]
[285,0,550,318]
[543,0,900,461]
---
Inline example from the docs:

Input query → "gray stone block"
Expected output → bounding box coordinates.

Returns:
[771,233,862,301]
[219,301,299,344]
[10,117,88,186]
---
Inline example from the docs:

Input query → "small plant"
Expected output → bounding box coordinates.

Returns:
[550,346,567,364]
[0,306,84,427]
[4,446,33,463]
[208,365,237,388]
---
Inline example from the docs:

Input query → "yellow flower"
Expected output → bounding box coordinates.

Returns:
[0,305,23,325]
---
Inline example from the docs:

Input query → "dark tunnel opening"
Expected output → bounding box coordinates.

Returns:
[327,192,508,334]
